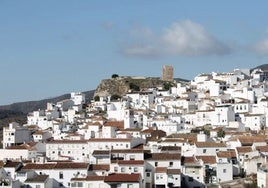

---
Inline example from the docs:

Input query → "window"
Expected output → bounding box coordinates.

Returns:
[127,184,133,188]
[121,167,125,172]
[35,185,40,188]
[189,177,193,182]
[169,162,173,167]
[146,173,150,177]
[114,167,118,172]
[155,162,158,167]
[134,167,138,172]
[203,149,207,153]
[223,169,226,173]
[59,172,63,179]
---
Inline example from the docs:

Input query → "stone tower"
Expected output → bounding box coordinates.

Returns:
[162,65,174,81]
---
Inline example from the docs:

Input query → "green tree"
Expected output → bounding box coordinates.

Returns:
[217,129,225,138]
[94,95,100,101]
[111,74,119,79]
[203,129,210,137]
[111,94,121,101]
[129,83,140,91]
[163,82,174,90]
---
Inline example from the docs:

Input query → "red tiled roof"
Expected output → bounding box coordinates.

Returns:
[236,146,252,154]
[4,161,21,168]
[182,156,197,164]
[117,160,144,165]
[111,149,144,153]
[167,169,181,175]
[146,153,181,161]
[256,146,268,152]
[22,162,88,170]
[238,136,266,145]
[71,176,105,181]
[195,142,226,148]
[89,164,110,171]
[89,138,132,142]
[155,167,167,173]
[104,173,140,182]
[196,156,216,164]
[25,175,49,183]
[104,121,124,129]
[92,150,110,155]
[47,140,88,144]
[217,150,236,158]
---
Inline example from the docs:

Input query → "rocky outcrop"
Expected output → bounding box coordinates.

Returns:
[94,76,181,98]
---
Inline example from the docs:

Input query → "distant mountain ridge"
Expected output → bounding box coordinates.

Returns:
[251,64,268,72]
[0,90,95,115]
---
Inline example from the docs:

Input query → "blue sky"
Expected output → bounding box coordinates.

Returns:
[1,1,268,105]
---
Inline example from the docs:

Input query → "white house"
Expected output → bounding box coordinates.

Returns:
[195,142,227,156]
[46,140,89,162]
[211,105,235,126]
[22,162,89,188]
[3,122,32,149]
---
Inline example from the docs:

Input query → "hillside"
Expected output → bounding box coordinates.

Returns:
[251,64,268,72]
[0,90,95,127]
[0,90,94,114]
[94,76,189,98]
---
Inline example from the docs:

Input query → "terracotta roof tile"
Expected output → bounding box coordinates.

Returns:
[104,121,124,129]
[238,136,266,145]
[217,150,236,158]
[89,138,132,142]
[22,162,88,170]
[236,146,252,154]
[155,167,167,173]
[71,176,105,181]
[48,140,88,144]
[89,164,110,171]
[167,169,181,175]
[25,175,49,183]
[92,150,110,155]
[196,156,216,164]
[117,160,144,165]
[111,149,144,154]
[195,142,226,148]
[22,163,56,170]
[104,173,140,182]
[146,153,181,161]
[4,161,21,168]
[256,146,268,152]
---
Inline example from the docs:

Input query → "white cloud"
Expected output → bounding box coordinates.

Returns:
[123,44,160,58]
[121,20,231,58]
[129,26,154,38]
[161,20,230,56]
[253,39,268,55]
